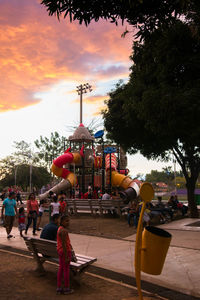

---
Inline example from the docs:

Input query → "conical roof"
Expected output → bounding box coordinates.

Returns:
[68,123,94,142]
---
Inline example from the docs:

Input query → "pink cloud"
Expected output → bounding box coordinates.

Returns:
[0,0,132,112]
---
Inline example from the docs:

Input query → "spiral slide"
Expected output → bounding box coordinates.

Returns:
[105,153,140,201]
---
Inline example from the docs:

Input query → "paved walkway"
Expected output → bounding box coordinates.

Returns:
[0,218,200,298]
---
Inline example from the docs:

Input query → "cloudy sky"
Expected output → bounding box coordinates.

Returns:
[0,0,173,176]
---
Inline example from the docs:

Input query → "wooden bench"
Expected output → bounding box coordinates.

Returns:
[66,198,126,217]
[23,236,97,279]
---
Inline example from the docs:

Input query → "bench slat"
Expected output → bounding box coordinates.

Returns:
[75,253,98,260]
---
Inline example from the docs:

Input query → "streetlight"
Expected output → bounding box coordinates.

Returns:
[173,158,177,195]
[76,83,92,124]
[14,165,18,187]
[22,152,32,193]
[29,155,32,193]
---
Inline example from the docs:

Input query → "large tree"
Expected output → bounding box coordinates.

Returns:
[0,163,51,191]
[34,131,68,170]
[41,0,200,39]
[103,20,200,217]
[0,141,52,191]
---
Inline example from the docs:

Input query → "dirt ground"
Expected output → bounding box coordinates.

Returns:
[0,214,143,300]
[68,213,137,239]
[1,213,190,299]
[0,251,139,300]
[22,211,137,239]
[0,211,150,300]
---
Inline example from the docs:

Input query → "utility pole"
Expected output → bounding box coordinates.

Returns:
[76,83,92,124]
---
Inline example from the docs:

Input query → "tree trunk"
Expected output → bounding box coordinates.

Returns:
[186,180,199,218]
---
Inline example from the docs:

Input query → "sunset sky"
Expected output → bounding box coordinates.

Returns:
[0,0,174,176]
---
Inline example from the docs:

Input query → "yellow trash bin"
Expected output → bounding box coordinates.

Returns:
[141,226,172,275]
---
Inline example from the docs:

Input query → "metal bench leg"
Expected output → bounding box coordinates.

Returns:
[31,242,46,274]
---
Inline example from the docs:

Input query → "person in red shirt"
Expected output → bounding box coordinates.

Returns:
[25,193,39,236]
[56,215,74,295]
[58,195,67,216]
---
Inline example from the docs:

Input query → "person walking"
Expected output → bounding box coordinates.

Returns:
[1,191,17,239]
[16,190,23,205]
[127,200,138,228]
[25,193,39,235]
[56,215,74,295]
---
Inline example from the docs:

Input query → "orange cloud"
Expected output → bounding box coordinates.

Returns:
[0,0,132,112]
[84,95,109,104]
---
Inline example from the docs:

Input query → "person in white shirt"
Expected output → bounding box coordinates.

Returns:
[36,199,49,231]
[102,190,112,200]
[51,196,60,216]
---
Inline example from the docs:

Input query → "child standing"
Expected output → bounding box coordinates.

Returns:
[56,215,74,295]
[36,199,49,231]
[51,195,60,217]
[18,207,26,237]
[58,195,67,216]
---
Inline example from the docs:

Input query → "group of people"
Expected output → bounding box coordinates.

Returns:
[70,184,103,200]
[1,190,74,294]
[127,194,188,228]
[0,187,23,204]
[1,190,69,238]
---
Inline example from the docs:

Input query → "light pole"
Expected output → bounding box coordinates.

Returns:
[21,151,33,192]
[76,83,92,124]
[28,153,32,193]
[14,166,18,186]
[173,158,177,195]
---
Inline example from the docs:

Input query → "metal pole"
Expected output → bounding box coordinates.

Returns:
[14,166,18,186]
[117,145,120,172]
[30,164,32,193]
[80,85,83,124]
[63,138,65,152]
[92,141,95,191]
[102,138,105,194]
[82,142,85,194]
[174,158,177,195]
[109,153,112,194]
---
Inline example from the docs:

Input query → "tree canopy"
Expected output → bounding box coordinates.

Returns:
[0,141,52,191]
[34,131,68,170]
[145,169,174,184]
[41,0,200,39]
[0,164,51,191]
[103,20,200,217]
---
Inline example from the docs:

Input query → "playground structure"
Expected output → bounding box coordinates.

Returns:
[38,124,172,299]
[39,123,140,200]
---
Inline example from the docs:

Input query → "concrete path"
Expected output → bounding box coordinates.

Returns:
[0,218,200,298]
